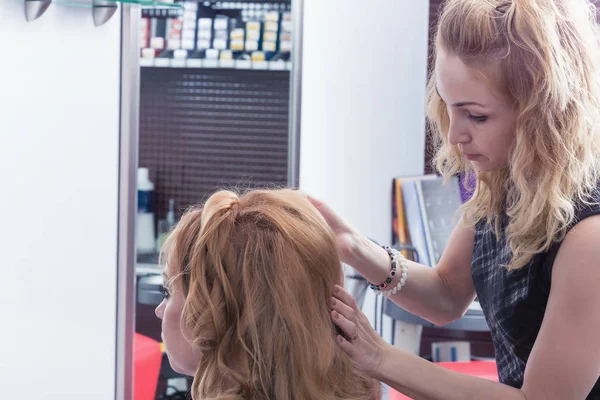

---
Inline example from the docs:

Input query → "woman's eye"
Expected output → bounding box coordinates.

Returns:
[468,114,488,123]
[158,285,170,299]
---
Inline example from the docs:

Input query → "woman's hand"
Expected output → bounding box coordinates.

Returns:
[330,284,390,377]
[307,194,373,266]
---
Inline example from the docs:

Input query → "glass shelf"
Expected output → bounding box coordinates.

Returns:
[140,57,292,71]
[25,0,182,9]
[21,0,182,24]
[117,0,182,8]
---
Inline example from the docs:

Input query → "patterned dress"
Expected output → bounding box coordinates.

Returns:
[471,194,600,399]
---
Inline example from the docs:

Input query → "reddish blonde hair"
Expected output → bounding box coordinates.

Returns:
[163,189,380,400]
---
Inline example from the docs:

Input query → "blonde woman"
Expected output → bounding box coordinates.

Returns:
[315,0,600,399]
[155,189,381,400]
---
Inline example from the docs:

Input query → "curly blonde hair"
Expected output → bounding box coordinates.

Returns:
[427,0,600,269]
[163,189,380,400]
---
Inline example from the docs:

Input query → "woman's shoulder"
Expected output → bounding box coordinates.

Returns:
[540,183,600,276]
[573,182,600,223]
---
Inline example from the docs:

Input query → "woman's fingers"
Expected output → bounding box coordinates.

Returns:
[306,193,324,208]
[331,309,358,340]
[336,334,358,358]
[306,194,343,231]
[331,295,354,321]
[330,285,360,339]
[328,285,390,376]
[333,285,359,311]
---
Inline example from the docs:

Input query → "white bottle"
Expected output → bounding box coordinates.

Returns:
[136,168,156,253]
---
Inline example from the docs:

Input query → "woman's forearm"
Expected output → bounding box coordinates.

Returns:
[350,237,459,325]
[376,345,527,400]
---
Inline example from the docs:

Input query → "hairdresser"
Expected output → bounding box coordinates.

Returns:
[312,0,600,398]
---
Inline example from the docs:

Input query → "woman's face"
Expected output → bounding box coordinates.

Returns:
[435,50,517,172]
[155,269,202,376]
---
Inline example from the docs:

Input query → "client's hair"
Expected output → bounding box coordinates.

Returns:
[163,189,380,400]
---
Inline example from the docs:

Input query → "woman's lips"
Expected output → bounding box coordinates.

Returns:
[463,153,481,161]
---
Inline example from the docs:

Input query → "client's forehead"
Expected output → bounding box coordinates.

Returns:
[162,264,178,282]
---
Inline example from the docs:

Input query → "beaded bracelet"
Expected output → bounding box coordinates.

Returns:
[368,246,399,290]
[377,253,408,297]
[370,246,409,297]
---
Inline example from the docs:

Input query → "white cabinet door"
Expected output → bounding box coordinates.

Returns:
[0,2,123,399]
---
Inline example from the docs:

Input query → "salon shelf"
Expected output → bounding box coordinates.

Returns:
[140,57,292,70]
[384,297,489,332]
[136,251,161,276]
[44,0,182,8]
[128,0,182,8]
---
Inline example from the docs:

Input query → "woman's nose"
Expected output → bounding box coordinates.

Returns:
[447,119,471,146]
[155,301,165,320]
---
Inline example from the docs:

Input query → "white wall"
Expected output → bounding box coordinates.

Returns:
[0,2,122,398]
[299,0,430,245]
[298,0,430,349]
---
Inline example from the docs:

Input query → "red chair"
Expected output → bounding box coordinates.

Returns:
[134,333,163,400]
[389,361,498,400]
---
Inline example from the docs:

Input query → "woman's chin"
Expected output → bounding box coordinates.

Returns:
[167,357,193,376]
[468,159,491,172]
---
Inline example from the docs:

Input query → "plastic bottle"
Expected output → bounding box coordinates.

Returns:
[156,199,176,252]
[136,168,156,253]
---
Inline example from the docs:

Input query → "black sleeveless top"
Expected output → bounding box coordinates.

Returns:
[471,189,600,399]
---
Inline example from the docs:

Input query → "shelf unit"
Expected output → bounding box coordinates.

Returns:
[138,0,294,225]
[140,57,291,70]
[21,0,181,24]
[44,0,182,8]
